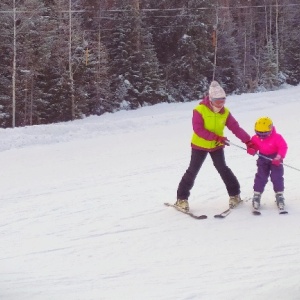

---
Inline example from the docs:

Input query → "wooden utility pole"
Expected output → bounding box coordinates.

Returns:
[12,0,16,128]
[132,0,139,10]
[132,0,140,52]
[212,9,218,81]
[275,0,279,75]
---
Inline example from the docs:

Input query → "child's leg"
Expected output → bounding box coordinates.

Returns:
[270,164,284,193]
[253,157,271,193]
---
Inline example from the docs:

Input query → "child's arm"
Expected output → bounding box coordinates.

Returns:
[276,134,288,159]
[246,136,259,156]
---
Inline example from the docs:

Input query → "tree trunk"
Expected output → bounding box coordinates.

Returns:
[69,0,75,120]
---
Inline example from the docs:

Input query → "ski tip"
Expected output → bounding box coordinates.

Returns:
[214,215,226,218]
[214,208,231,218]
[195,215,208,219]
[164,202,207,219]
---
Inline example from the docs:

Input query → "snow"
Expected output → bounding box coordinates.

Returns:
[1,85,300,300]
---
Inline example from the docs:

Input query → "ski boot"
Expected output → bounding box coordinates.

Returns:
[174,199,189,212]
[275,192,285,210]
[252,192,261,210]
[229,194,242,209]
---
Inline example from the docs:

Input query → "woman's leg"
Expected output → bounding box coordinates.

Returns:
[210,148,240,196]
[177,149,207,199]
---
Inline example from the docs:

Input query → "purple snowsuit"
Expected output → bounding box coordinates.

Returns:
[251,127,288,193]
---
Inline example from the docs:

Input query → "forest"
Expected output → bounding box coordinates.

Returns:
[0,0,299,128]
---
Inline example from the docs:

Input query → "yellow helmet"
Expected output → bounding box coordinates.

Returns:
[255,117,273,137]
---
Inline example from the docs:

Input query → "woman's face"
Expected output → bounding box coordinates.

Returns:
[211,98,226,109]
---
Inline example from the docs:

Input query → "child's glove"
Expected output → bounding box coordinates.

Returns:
[246,141,257,156]
[215,136,229,146]
[272,155,282,166]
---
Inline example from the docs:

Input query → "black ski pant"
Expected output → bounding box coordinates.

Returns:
[177,148,240,200]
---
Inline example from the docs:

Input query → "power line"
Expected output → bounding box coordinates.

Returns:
[94,4,300,12]
[0,16,295,37]
[0,3,300,14]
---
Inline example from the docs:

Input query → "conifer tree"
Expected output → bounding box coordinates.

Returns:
[214,3,243,93]
[139,26,168,105]
[260,40,279,90]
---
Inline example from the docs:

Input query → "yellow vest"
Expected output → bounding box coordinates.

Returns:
[191,104,230,149]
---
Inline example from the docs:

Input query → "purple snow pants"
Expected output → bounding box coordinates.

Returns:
[253,154,284,193]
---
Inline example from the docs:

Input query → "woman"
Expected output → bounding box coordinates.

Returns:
[175,81,253,212]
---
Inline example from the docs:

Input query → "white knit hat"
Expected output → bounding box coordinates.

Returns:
[209,81,226,99]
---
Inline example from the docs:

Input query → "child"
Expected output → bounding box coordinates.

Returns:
[246,117,288,210]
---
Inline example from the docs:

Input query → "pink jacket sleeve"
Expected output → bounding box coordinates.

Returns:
[276,134,288,159]
[226,113,251,143]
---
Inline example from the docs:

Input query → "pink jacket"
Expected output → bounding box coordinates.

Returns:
[251,127,288,159]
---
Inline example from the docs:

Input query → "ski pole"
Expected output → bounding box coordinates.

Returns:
[229,141,274,162]
[228,141,300,172]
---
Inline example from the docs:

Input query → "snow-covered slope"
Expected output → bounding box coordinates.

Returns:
[1,85,300,300]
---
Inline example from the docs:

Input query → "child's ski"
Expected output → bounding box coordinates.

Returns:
[278,208,288,214]
[252,208,288,215]
[252,209,261,215]
[164,203,207,219]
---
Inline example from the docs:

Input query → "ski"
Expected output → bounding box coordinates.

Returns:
[214,208,231,218]
[164,203,207,219]
[252,209,261,215]
[214,199,245,219]
[252,208,288,215]
[278,208,288,215]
